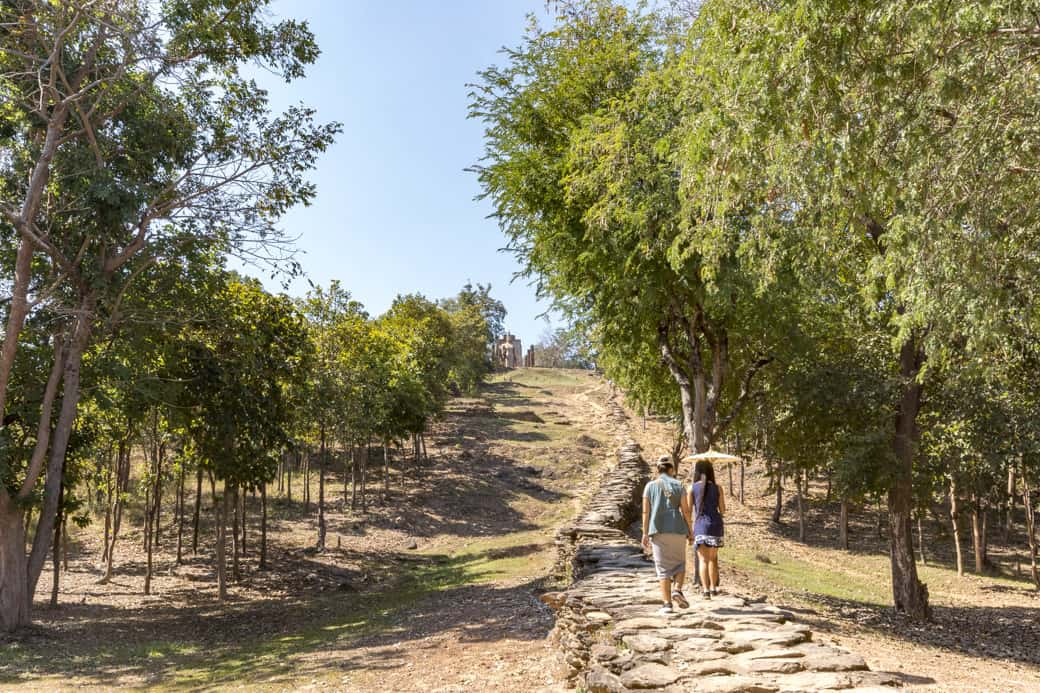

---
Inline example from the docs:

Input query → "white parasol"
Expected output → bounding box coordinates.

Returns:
[683,450,741,464]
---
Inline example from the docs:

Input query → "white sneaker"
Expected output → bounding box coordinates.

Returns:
[671,591,689,609]
[657,604,673,615]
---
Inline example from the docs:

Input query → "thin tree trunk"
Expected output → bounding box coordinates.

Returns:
[154,439,164,549]
[216,481,228,602]
[143,483,151,552]
[102,438,132,583]
[49,466,66,608]
[972,501,984,574]
[917,512,926,565]
[839,498,849,550]
[192,466,203,555]
[176,463,185,564]
[361,445,368,513]
[301,447,307,507]
[1007,466,1016,545]
[350,444,358,510]
[259,482,268,571]
[421,433,428,463]
[287,450,294,502]
[383,440,390,499]
[950,477,964,577]
[318,430,327,551]
[102,449,113,563]
[1021,470,1039,589]
[144,486,154,596]
[239,486,247,556]
[231,484,240,582]
[771,466,783,524]
[796,469,805,542]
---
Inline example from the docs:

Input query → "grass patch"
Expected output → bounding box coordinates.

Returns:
[727,545,889,606]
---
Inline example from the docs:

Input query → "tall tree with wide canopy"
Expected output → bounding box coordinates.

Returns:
[0,0,337,629]
[471,1,795,453]
[682,0,1040,618]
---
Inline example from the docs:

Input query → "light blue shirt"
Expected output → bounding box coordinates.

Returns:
[643,474,687,536]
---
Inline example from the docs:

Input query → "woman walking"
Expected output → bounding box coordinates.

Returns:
[641,455,692,614]
[689,460,725,598]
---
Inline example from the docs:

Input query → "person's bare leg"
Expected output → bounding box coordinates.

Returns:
[697,546,711,592]
[708,548,720,589]
[659,578,672,605]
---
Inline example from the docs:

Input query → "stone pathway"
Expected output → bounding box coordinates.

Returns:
[543,416,902,692]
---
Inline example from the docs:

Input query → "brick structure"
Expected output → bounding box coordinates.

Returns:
[524,345,536,367]
[495,333,523,369]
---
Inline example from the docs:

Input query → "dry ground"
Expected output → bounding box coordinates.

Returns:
[0,368,625,691]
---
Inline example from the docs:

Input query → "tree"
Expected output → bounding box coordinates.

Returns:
[0,0,337,630]
[176,275,309,600]
[471,1,790,457]
[682,0,1040,618]
[299,281,366,549]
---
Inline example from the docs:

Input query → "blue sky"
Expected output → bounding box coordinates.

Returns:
[245,0,559,345]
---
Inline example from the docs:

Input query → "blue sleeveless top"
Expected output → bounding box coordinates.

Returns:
[691,481,724,537]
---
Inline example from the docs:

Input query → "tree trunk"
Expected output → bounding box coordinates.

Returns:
[796,469,805,542]
[972,502,985,574]
[350,444,358,510]
[421,433,428,463]
[231,484,240,582]
[383,440,390,499]
[239,486,247,556]
[103,439,131,582]
[287,449,294,502]
[153,439,164,549]
[192,467,203,555]
[887,337,930,619]
[27,304,94,600]
[1007,466,1016,545]
[176,463,186,565]
[917,512,926,565]
[1021,471,1039,589]
[318,431,327,551]
[977,505,985,566]
[361,445,368,513]
[216,483,228,602]
[144,486,154,596]
[839,499,849,550]
[301,447,307,507]
[49,467,66,608]
[0,497,30,631]
[143,483,151,552]
[950,477,964,576]
[771,466,783,525]
[102,449,113,563]
[259,482,268,571]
